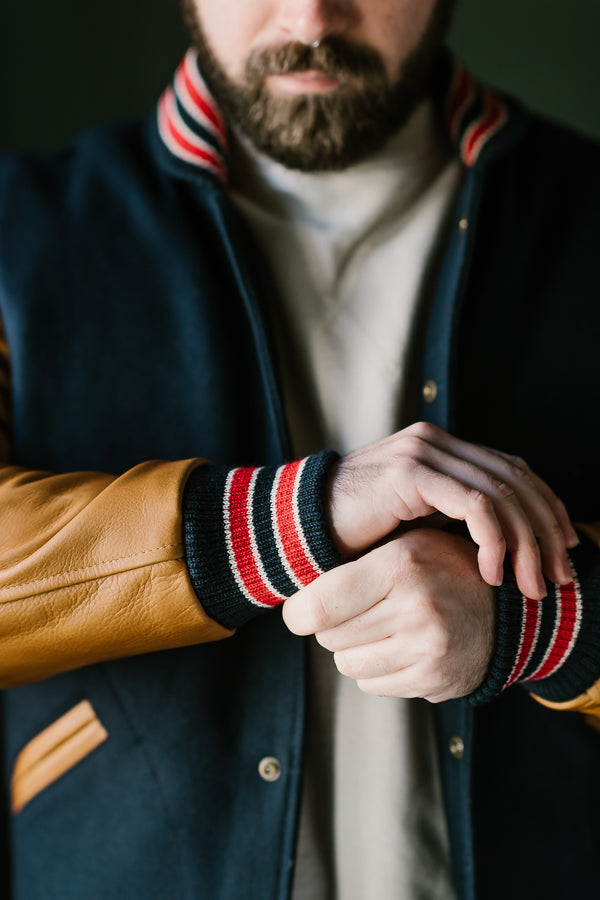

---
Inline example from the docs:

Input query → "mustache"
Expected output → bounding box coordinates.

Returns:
[245,38,388,83]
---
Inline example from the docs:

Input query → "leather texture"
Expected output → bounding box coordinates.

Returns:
[0,324,231,687]
[11,700,108,814]
[0,456,232,687]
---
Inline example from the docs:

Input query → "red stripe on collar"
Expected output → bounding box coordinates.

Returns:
[157,49,228,183]
[157,88,226,181]
[445,57,510,167]
[176,49,228,145]
[461,86,509,167]
[157,50,510,178]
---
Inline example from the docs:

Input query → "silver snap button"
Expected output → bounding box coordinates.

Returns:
[258,757,282,782]
[449,736,465,759]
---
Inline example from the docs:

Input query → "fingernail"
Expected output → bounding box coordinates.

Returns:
[495,564,504,586]
[537,576,547,597]
[566,533,580,549]
[561,554,573,584]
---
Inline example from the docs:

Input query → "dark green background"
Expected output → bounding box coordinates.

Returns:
[1,0,599,151]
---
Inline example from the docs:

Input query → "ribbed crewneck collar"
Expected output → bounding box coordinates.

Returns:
[228,100,451,235]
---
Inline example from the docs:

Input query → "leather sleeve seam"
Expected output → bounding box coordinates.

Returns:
[0,542,183,596]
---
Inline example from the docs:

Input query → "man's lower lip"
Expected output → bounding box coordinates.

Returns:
[268,72,343,94]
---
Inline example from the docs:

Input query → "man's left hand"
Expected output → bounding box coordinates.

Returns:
[283,528,495,703]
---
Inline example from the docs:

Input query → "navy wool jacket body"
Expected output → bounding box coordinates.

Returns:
[1,57,600,899]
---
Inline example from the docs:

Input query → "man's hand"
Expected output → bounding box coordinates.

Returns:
[283,529,495,703]
[327,422,577,600]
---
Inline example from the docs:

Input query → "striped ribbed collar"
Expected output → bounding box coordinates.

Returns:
[157,47,510,186]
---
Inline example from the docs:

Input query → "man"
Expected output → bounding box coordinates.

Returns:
[1,1,599,897]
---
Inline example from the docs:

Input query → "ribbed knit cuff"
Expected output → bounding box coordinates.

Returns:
[470,533,600,705]
[182,450,342,629]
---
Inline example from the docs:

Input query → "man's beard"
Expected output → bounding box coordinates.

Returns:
[181,1,455,172]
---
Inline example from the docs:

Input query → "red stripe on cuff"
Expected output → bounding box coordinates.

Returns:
[227,467,282,607]
[528,582,579,682]
[505,598,541,689]
[275,462,321,587]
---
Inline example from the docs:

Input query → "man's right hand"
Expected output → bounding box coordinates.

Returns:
[326,422,578,600]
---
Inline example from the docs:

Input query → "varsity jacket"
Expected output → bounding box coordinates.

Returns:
[1,50,600,899]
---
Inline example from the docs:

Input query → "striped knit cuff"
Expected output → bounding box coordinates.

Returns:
[470,534,600,705]
[182,451,342,629]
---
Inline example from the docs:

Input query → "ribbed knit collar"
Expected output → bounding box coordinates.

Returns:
[157,47,510,186]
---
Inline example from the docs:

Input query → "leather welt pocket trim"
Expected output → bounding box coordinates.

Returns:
[11,700,108,814]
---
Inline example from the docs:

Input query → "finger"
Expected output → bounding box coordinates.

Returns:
[317,598,398,652]
[492,450,579,549]
[439,441,574,583]
[282,551,388,636]
[334,637,409,681]
[445,448,571,586]
[408,451,548,598]
[405,463,510,591]
[414,427,575,583]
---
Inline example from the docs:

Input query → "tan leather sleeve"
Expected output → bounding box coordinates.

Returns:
[0,320,231,689]
[532,683,600,722]
[531,520,600,722]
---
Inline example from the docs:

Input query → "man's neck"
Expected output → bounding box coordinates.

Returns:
[229,99,452,237]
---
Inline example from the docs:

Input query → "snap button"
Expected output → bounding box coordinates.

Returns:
[422,379,438,404]
[459,217,469,232]
[449,736,465,759]
[258,757,282,782]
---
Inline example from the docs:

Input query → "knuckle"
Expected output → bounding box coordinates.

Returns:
[305,592,331,633]
[315,630,336,652]
[418,672,441,698]
[408,421,440,442]
[425,625,451,661]
[411,595,450,659]
[356,679,381,697]
[334,649,368,679]
[333,650,351,677]
[392,456,419,486]
[426,690,450,705]
[387,539,422,580]
[505,453,529,473]
[493,479,517,501]
[544,520,565,541]
[395,436,427,463]
[518,535,541,557]
[468,489,493,513]
[412,589,436,622]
